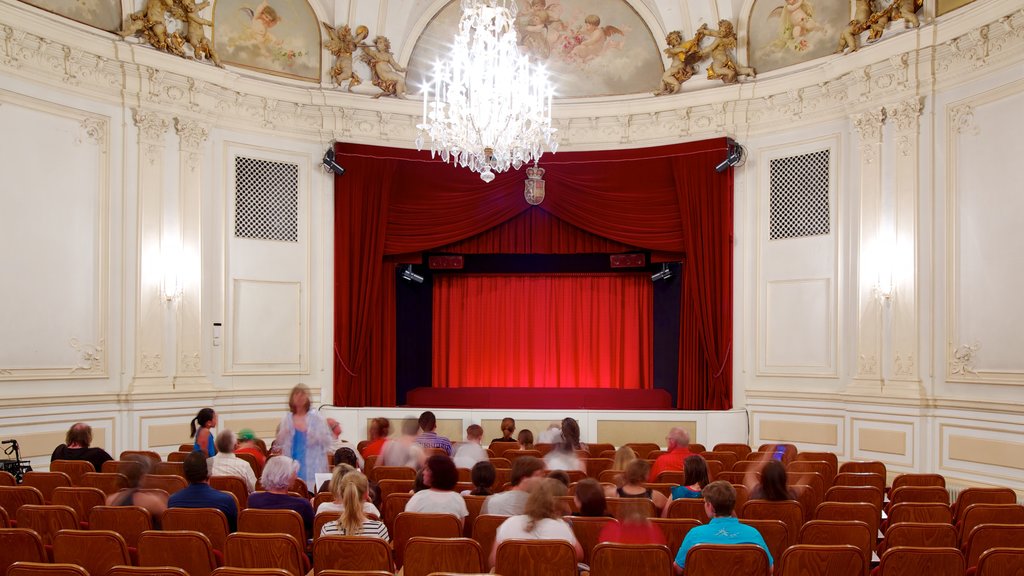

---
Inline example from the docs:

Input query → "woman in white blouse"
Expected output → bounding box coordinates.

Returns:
[490,478,583,567]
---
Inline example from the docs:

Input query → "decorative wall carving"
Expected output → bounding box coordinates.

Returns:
[950,104,979,135]
[894,352,915,377]
[950,343,979,376]
[858,354,879,376]
[851,108,886,164]
[69,338,104,373]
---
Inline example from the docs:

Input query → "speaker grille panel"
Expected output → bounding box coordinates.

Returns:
[234,156,299,242]
[769,149,830,240]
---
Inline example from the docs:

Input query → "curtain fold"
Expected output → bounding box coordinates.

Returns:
[333,139,733,409]
[436,208,637,254]
[432,274,652,390]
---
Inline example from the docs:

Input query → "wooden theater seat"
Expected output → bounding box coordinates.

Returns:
[224,532,308,576]
[138,529,219,576]
[877,546,965,576]
[684,543,771,576]
[404,536,486,576]
[52,529,132,576]
[776,544,865,576]
[494,539,578,576]
[313,535,394,575]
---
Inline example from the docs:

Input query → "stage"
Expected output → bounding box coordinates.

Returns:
[404,387,673,410]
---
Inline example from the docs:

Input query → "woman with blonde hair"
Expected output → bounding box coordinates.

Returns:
[316,464,381,518]
[320,471,389,540]
[490,478,583,567]
[612,445,636,471]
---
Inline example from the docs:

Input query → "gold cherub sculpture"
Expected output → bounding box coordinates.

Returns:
[171,0,222,67]
[323,23,369,91]
[700,20,755,84]
[653,28,706,96]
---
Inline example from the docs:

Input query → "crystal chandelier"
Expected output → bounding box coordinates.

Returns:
[416,0,557,182]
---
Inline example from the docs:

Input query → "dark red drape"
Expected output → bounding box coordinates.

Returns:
[333,139,733,409]
[433,274,652,390]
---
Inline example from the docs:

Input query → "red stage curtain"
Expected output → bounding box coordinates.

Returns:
[334,140,732,409]
[437,207,637,254]
[433,274,652,390]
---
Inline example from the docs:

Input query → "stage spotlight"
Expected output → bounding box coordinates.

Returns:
[401,265,425,284]
[322,147,345,176]
[651,263,673,282]
[715,142,746,173]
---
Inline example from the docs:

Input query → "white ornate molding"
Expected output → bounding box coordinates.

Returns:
[894,352,916,378]
[851,108,886,163]
[858,354,879,377]
[949,104,979,135]
[133,109,171,143]
[888,98,924,132]
[76,116,107,147]
[950,343,980,377]
[174,118,209,151]
[69,338,104,374]
[0,3,1020,148]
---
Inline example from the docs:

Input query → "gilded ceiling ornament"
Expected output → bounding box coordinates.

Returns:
[653,29,706,96]
[699,20,755,84]
[322,23,368,91]
[120,0,222,67]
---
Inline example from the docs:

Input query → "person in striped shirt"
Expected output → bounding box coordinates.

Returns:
[320,471,390,541]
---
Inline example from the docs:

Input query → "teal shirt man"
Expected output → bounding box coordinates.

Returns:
[672,480,773,574]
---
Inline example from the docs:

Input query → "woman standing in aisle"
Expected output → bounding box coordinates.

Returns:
[275,384,333,493]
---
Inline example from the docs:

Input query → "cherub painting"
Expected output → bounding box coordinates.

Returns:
[747,0,847,74]
[407,0,662,98]
[212,0,320,81]
[19,0,122,33]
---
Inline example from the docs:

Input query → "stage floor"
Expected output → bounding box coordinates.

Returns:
[405,387,673,410]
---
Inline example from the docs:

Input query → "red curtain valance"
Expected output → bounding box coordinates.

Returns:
[333,139,733,409]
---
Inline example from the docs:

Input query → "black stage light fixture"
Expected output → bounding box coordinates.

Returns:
[401,265,425,284]
[323,147,345,176]
[715,141,746,173]
[651,263,673,282]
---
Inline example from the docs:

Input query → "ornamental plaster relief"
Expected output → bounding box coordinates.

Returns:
[0,4,1020,147]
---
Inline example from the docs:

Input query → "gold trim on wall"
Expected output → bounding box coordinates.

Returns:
[760,419,838,445]
[596,420,695,447]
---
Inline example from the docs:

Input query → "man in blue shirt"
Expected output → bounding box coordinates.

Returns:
[168,450,239,532]
[673,480,772,574]
[414,411,454,456]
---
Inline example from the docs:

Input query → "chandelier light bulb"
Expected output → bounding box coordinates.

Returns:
[417,0,557,182]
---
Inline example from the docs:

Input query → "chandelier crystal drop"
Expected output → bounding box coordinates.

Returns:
[416,0,557,182]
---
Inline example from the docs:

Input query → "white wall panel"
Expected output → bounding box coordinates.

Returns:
[0,92,108,379]
[233,279,303,366]
[765,279,831,369]
[948,81,1024,380]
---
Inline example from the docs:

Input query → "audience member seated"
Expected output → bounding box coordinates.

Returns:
[208,429,258,493]
[572,478,608,517]
[360,417,390,459]
[414,411,454,456]
[169,449,239,531]
[491,417,518,444]
[544,418,585,472]
[518,429,535,449]
[548,470,572,488]
[380,417,426,469]
[235,429,266,467]
[609,459,668,511]
[317,463,380,518]
[669,455,710,501]
[613,446,637,473]
[491,478,583,567]
[191,407,218,457]
[106,454,167,524]
[673,481,772,575]
[649,427,695,482]
[466,461,496,496]
[50,422,113,472]
[481,456,547,515]
[748,459,795,501]
[454,424,488,469]
[327,418,364,468]
[405,455,468,522]
[248,455,314,536]
[598,510,667,545]
[320,472,390,540]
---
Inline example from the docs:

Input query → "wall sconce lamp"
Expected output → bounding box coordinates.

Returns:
[161,245,183,302]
